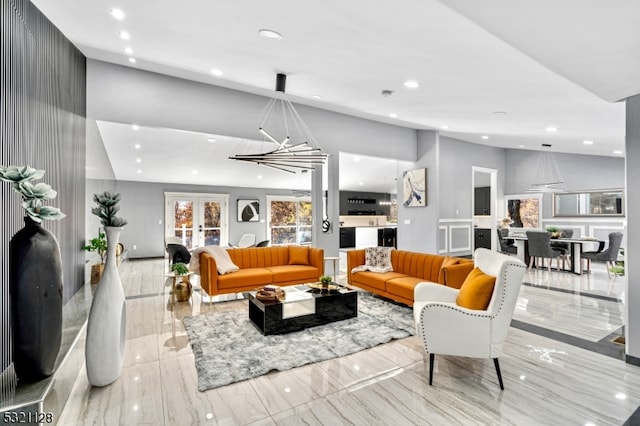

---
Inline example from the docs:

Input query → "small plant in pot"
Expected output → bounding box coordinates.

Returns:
[83,231,107,284]
[546,226,560,238]
[171,262,192,301]
[320,275,332,289]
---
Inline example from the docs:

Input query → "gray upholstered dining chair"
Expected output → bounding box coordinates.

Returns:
[550,228,574,268]
[497,229,517,256]
[526,231,567,271]
[582,232,623,278]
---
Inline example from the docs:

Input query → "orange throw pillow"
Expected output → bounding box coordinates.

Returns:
[455,267,496,310]
[288,246,309,265]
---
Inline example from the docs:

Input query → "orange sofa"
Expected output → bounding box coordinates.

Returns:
[199,246,324,296]
[347,249,474,306]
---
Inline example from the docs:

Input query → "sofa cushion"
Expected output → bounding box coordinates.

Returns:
[217,268,272,289]
[266,265,319,283]
[288,246,309,265]
[456,267,496,310]
[351,271,408,291]
[387,276,431,301]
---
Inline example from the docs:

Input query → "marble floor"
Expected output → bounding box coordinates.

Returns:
[57,257,638,425]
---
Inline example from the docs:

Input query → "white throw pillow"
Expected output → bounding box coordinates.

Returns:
[351,247,394,274]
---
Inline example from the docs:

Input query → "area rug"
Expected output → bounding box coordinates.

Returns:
[183,292,415,391]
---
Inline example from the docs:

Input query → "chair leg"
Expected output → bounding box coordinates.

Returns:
[528,257,534,270]
[429,353,434,386]
[493,358,505,390]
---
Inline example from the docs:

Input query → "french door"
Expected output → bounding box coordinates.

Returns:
[164,192,229,249]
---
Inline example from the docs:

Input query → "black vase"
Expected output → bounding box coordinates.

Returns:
[9,217,63,382]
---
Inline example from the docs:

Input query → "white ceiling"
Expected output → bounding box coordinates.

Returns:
[32,0,637,191]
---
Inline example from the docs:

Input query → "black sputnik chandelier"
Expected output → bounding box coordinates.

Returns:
[229,73,328,174]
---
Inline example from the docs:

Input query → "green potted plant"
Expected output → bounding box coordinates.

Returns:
[171,262,192,301]
[320,275,332,289]
[83,231,107,284]
[545,226,560,238]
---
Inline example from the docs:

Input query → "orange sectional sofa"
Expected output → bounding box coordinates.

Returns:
[199,246,324,296]
[347,249,474,306]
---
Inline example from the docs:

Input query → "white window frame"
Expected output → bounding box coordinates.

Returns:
[266,195,313,245]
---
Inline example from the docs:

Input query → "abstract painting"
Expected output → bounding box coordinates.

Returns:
[237,199,260,222]
[402,168,427,207]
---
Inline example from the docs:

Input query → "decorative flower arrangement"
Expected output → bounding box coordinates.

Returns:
[91,191,128,227]
[0,165,65,222]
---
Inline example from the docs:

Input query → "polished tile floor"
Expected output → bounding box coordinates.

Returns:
[58,257,638,425]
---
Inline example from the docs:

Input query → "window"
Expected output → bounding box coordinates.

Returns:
[267,196,313,245]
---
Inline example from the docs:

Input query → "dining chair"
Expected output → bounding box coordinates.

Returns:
[497,229,517,256]
[582,232,623,278]
[550,229,573,268]
[526,231,567,271]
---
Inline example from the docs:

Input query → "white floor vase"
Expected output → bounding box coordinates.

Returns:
[85,226,126,387]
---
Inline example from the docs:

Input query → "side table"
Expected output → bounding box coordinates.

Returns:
[324,256,341,282]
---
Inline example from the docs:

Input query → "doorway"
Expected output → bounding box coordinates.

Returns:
[164,192,229,249]
[472,167,497,251]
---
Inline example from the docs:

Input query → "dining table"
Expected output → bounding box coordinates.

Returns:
[508,234,605,275]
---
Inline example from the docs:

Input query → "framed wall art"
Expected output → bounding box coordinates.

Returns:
[402,168,427,207]
[237,199,260,222]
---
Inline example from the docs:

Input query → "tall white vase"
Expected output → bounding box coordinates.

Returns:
[85,226,126,387]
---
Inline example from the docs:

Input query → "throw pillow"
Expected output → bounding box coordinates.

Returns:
[288,246,309,265]
[455,267,496,310]
[365,247,394,272]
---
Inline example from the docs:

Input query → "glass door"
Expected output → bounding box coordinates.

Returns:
[165,193,229,249]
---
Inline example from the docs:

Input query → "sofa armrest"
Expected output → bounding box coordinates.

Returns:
[347,249,366,284]
[308,247,325,276]
[199,252,220,296]
[442,262,475,289]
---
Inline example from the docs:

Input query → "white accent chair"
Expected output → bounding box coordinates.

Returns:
[413,248,525,390]
[230,233,256,248]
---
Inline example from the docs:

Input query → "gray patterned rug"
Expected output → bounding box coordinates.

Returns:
[183,292,415,391]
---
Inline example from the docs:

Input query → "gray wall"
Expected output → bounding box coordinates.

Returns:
[398,130,440,253]
[439,137,506,219]
[2,0,86,401]
[86,60,418,161]
[111,180,303,258]
[626,95,640,361]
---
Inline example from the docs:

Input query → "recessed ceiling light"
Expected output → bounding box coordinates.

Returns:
[403,80,420,89]
[583,140,594,145]
[358,181,364,186]
[353,156,361,162]
[519,145,525,148]
[192,170,198,174]
[481,135,489,140]
[132,124,139,130]
[118,31,131,40]
[545,126,557,132]
[257,175,263,179]
[110,8,125,20]
[207,138,216,143]
[128,57,136,63]
[441,125,449,130]
[136,169,142,174]
[493,111,507,115]
[312,95,323,100]
[258,29,282,40]
[210,68,223,77]
[123,47,133,55]
[389,113,398,118]
[134,144,141,149]
[135,158,141,163]
[613,150,623,155]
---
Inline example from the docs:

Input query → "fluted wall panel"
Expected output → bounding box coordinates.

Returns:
[1,0,86,403]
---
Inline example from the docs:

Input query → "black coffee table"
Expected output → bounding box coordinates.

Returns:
[248,284,358,335]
